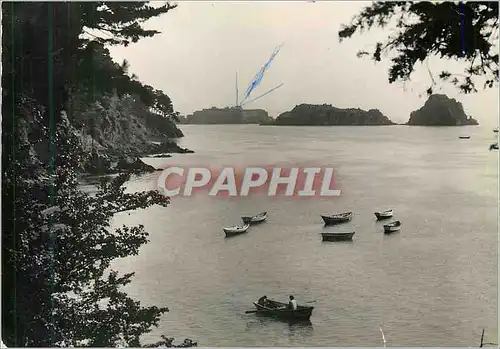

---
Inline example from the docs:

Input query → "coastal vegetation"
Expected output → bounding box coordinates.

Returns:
[2,1,497,347]
[2,2,195,347]
[338,1,499,95]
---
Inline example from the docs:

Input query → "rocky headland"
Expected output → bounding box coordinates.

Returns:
[185,106,273,124]
[407,94,479,126]
[268,104,395,126]
[70,92,194,176]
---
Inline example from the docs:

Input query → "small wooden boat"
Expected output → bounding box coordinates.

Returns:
[241,211,267,224]
[223,223,250,237]
[490,143,498,150]
[321,232,355,242]
[383,220,401,234]
[374,209,393,220]
[321,212,352,225]
[252,299,313,320]
[459,136,470,139]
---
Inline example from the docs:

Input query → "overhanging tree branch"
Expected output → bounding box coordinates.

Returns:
[339,1,499,95]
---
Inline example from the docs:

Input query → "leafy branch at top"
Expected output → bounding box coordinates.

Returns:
[339,1,499,95]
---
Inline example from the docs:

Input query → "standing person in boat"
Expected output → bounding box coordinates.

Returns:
[288,295,298,310]
[258,295,268,306]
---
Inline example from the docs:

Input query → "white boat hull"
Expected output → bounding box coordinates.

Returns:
[251,215,267,223]
[223,224,250,236]
[375,210,393,220]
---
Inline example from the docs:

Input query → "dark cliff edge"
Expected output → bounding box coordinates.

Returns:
[267,104,395,126]
[407,94,479,126]
[185,106,273,124]
[71,93,194,176]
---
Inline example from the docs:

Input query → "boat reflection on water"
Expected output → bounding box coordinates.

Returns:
[245,316,313,342]
[286,319,313,340]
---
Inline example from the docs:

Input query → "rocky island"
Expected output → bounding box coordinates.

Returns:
[269,104,395,126]
[185,106,273,124]
[407,94,479,126]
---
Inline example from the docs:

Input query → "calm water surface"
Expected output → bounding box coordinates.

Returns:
[107,125,497,346]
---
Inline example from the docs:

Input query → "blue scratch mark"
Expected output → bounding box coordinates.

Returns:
[240,44,283,105]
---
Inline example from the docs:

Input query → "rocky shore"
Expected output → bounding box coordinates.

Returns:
[83,140,194,176]
[71,93,194,176]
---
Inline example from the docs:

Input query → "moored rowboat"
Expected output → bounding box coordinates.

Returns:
[374,209,393,220]
[252,299,313,320]
[383,220,401,234]
[321,212,352,225]
[241,212,267,224]
[321,232,355,242]
[223,223,250,237]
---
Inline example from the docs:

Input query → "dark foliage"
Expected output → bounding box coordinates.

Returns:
[338,2,499,95]
[2,2,195,347]
[2,2,179,129]
[72,43,178,121]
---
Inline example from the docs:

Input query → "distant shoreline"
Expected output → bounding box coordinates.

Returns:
[257,124,481,127]
[179,123,482,127]
[183,95,480,127]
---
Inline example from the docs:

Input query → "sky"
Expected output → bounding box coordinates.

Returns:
[109,1,499,127]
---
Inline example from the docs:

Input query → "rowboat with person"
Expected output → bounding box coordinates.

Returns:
[247,296,314,321]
